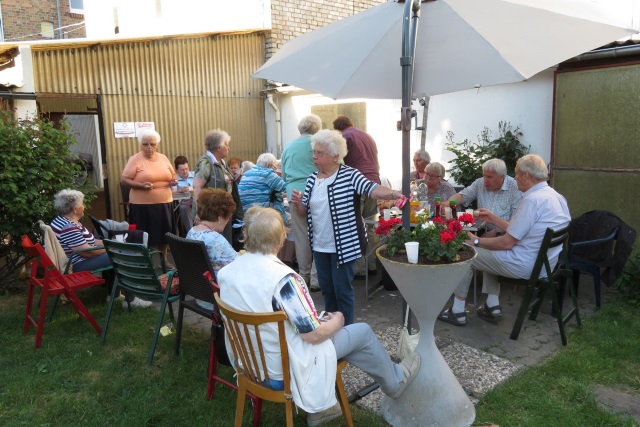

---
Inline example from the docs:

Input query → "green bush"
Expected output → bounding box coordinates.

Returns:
[0,111,91,279]
[446,121,530,188]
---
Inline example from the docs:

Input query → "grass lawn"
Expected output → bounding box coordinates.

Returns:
[1,279,639,427]
[475,298,640,427]
[0,284,383,426]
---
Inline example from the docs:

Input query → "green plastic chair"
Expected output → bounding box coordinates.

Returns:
[101,239,179,365]
[499,226,581,345]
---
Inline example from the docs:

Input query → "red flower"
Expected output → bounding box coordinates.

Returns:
[440,230,457,243]
[448,220,463,233]
[458,213,475,225]
[432,216,445,225]
[374,218,402,236]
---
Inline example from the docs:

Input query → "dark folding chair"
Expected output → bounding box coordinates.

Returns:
[499,226,581,345]
[165,232,236,401]
[102,239,179,365]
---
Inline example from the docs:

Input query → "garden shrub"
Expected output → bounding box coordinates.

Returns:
[446,121,530,188]
[0,110,91,279]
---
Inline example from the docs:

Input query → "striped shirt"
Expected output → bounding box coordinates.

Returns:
[50,215,96,265]
[302,165,377,265]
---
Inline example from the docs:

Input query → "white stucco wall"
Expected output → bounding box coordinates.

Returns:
[84,0,271,38]
[269,69,555,189]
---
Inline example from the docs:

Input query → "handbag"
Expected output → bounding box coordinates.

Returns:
[396,305,419,361]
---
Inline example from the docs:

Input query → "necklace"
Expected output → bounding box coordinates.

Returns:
[201,221,221,233]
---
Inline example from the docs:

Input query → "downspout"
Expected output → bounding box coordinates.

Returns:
[267,93,282,157]
[56,0,63,39]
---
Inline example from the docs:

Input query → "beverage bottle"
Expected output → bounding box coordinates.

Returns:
[417,180,427,201]
[449,200,458,217]
[409,191,421,223]
[434,196,442,219]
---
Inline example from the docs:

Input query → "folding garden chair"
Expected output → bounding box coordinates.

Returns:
[21,235,104,349]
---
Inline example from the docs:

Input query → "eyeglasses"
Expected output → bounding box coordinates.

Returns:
[426,173,441,179]
[312,150,330,157]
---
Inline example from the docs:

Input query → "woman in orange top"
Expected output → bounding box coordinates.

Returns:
[121,129,177,261]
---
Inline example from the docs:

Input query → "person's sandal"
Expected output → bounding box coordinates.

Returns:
[477,303,502,324]
[437,307,467,327]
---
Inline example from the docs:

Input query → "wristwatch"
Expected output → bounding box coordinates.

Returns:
[473,238,480,247]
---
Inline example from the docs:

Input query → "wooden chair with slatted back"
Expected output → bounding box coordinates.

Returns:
[214,294,353,427]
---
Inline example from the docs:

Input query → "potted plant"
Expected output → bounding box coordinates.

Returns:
[374,211,478,427]
[377,211,476,264]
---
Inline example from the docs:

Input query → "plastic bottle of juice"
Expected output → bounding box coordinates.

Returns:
[409,191,421,223]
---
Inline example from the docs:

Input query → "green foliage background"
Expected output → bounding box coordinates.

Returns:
[0,110,92,278]
[446,121,530,188]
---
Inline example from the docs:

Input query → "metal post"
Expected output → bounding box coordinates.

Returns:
[400,0,421,230]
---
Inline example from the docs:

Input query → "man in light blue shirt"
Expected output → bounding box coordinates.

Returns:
[172,155,194,193]
[172,155,194,234]
[439,154,570,327]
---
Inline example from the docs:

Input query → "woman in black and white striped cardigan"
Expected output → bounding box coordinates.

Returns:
[290,129,404,325]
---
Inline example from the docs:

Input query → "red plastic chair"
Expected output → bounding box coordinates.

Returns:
[21,235,104,349]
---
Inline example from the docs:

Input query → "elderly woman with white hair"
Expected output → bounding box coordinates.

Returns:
[410,149,431,181]
[193,129,243,244]
[290,129,405,326]
[423,161,456,214]
[121,129,177,263]
[238,152,288,225]
[51,189,150,308]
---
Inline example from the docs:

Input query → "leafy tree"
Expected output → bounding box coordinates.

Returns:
[446,121,530,188]
[0,111,92,279]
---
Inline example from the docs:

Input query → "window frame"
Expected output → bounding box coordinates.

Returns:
[69,0,84,15]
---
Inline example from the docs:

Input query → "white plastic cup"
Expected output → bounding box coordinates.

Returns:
[115,234,125,243]
[457,211,465,219]
[405,242,419,264]
[465,208,474,215]
[383,209,392,221]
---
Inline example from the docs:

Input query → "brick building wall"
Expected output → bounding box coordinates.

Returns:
[1,0,85,42]
[267,0,386,59]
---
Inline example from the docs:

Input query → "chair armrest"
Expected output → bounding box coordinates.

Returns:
[569,227,618,258]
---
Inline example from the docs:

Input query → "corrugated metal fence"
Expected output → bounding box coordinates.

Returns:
[31,32,267,221]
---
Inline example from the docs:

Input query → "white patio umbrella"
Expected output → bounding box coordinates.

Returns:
[254,0,637,99]
[254,0,637,227]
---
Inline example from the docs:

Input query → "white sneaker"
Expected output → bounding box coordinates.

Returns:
[122,297,153,309]
[389,351,421,399]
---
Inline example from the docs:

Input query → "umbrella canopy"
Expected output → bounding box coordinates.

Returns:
[253,0,637,99]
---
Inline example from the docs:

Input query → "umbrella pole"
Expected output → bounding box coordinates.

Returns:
[400,0,421,230]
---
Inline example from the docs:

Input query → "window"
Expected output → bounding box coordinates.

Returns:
[41,21,54,38]
[69,0,84,14]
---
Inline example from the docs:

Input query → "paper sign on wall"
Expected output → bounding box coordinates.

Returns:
[113,122,135,138]
[113,121,156,139]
